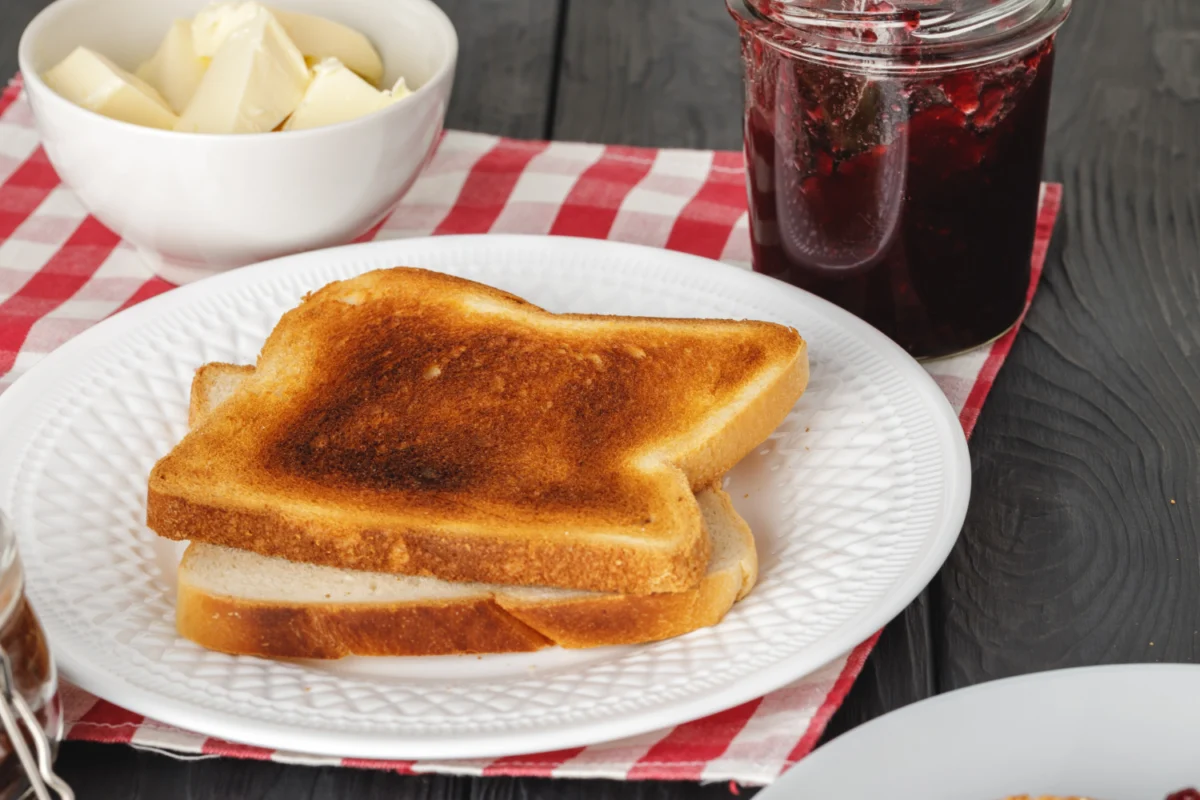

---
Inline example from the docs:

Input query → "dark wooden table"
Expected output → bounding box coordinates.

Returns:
[3,0,1198,797]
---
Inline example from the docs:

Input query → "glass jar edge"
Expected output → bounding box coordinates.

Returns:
[726,0,1072,74]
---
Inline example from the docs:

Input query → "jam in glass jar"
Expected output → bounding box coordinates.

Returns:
[0,511,66,799]
[728,0,1072,359]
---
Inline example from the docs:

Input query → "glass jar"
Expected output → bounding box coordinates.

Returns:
[0,511,65,800]
[728,0,1072,359]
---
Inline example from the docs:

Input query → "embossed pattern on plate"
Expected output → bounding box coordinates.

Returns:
[0,235,970,759]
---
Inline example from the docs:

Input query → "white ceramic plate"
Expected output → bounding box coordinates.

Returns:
[0,235,969,760]
[760,664,1200,800]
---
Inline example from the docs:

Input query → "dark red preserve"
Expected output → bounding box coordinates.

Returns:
[728,0,1072,359]
[0,512,62,800]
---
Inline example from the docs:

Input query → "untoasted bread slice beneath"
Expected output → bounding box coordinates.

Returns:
[176,545,552,658]
[176,486,758,658]
[149,268,807,595]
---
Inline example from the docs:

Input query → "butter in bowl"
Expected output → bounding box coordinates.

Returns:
[18,0,457,283]
[43,2,413,133]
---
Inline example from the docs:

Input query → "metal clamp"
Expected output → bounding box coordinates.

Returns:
[0,647,71,800]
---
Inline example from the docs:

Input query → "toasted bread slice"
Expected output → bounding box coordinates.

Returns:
[174,362,758,657]
[177,487,756,657]
[187,363,253,429]
[149,268,806,594]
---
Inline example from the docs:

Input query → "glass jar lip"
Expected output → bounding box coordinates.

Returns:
[728,0,1072,72]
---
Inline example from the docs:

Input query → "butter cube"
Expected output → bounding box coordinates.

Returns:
[270,7,384,87]
[43,46,178,130]
[135,20,208,114]
[193,2,383,86]
[389,76,412,102]
[176,5,309,134]
[282,58,408,131]
[191,2,262,56]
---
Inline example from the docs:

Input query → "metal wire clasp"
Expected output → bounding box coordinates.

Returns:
[0,646,71,800]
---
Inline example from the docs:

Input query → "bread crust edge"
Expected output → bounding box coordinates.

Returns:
[176,579,552,658]
[150,487,709,596]
[176,498,752,659]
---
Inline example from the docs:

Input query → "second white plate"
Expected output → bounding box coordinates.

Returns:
[760,664,1200,800]
[0,235,969,759]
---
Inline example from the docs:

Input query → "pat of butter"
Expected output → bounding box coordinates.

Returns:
[135,20,208,114]
[176,5,309,134]
[270,7,384,87]
[191,2,262,56]
[194,2,383,86]
[282,58,409,131]
[43,46,178,130]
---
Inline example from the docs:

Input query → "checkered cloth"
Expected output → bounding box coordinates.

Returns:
[0,76,1061,785]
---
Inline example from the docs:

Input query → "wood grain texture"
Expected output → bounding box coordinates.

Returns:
[0,0,40,81]
[552,0,742,148]
[464,777,754,799]
[435,0,563,138]
[935,0,1200,688]
[822,594,936,741]
[56,742,476,799]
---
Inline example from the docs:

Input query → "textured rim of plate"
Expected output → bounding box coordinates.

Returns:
[0,235,971,759]
[759,664,1200,798]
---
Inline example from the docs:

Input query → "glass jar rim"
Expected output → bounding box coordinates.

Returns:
[727,0,1072,72]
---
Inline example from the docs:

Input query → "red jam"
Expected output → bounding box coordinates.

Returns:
[731,5,1061,359]
[1167,791,1200,800]
[0,596,56,799]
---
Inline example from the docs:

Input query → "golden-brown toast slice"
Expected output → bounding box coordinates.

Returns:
[175,364,758,658]
[149,268,806,594]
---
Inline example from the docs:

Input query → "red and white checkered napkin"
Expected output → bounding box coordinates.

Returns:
[0,77,1061,785]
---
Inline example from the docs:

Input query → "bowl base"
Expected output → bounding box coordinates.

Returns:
[135,246,243,285]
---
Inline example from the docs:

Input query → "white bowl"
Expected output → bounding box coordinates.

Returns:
[18,0,457,283]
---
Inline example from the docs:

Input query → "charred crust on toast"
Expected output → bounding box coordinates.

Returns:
[257,303,781,519]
